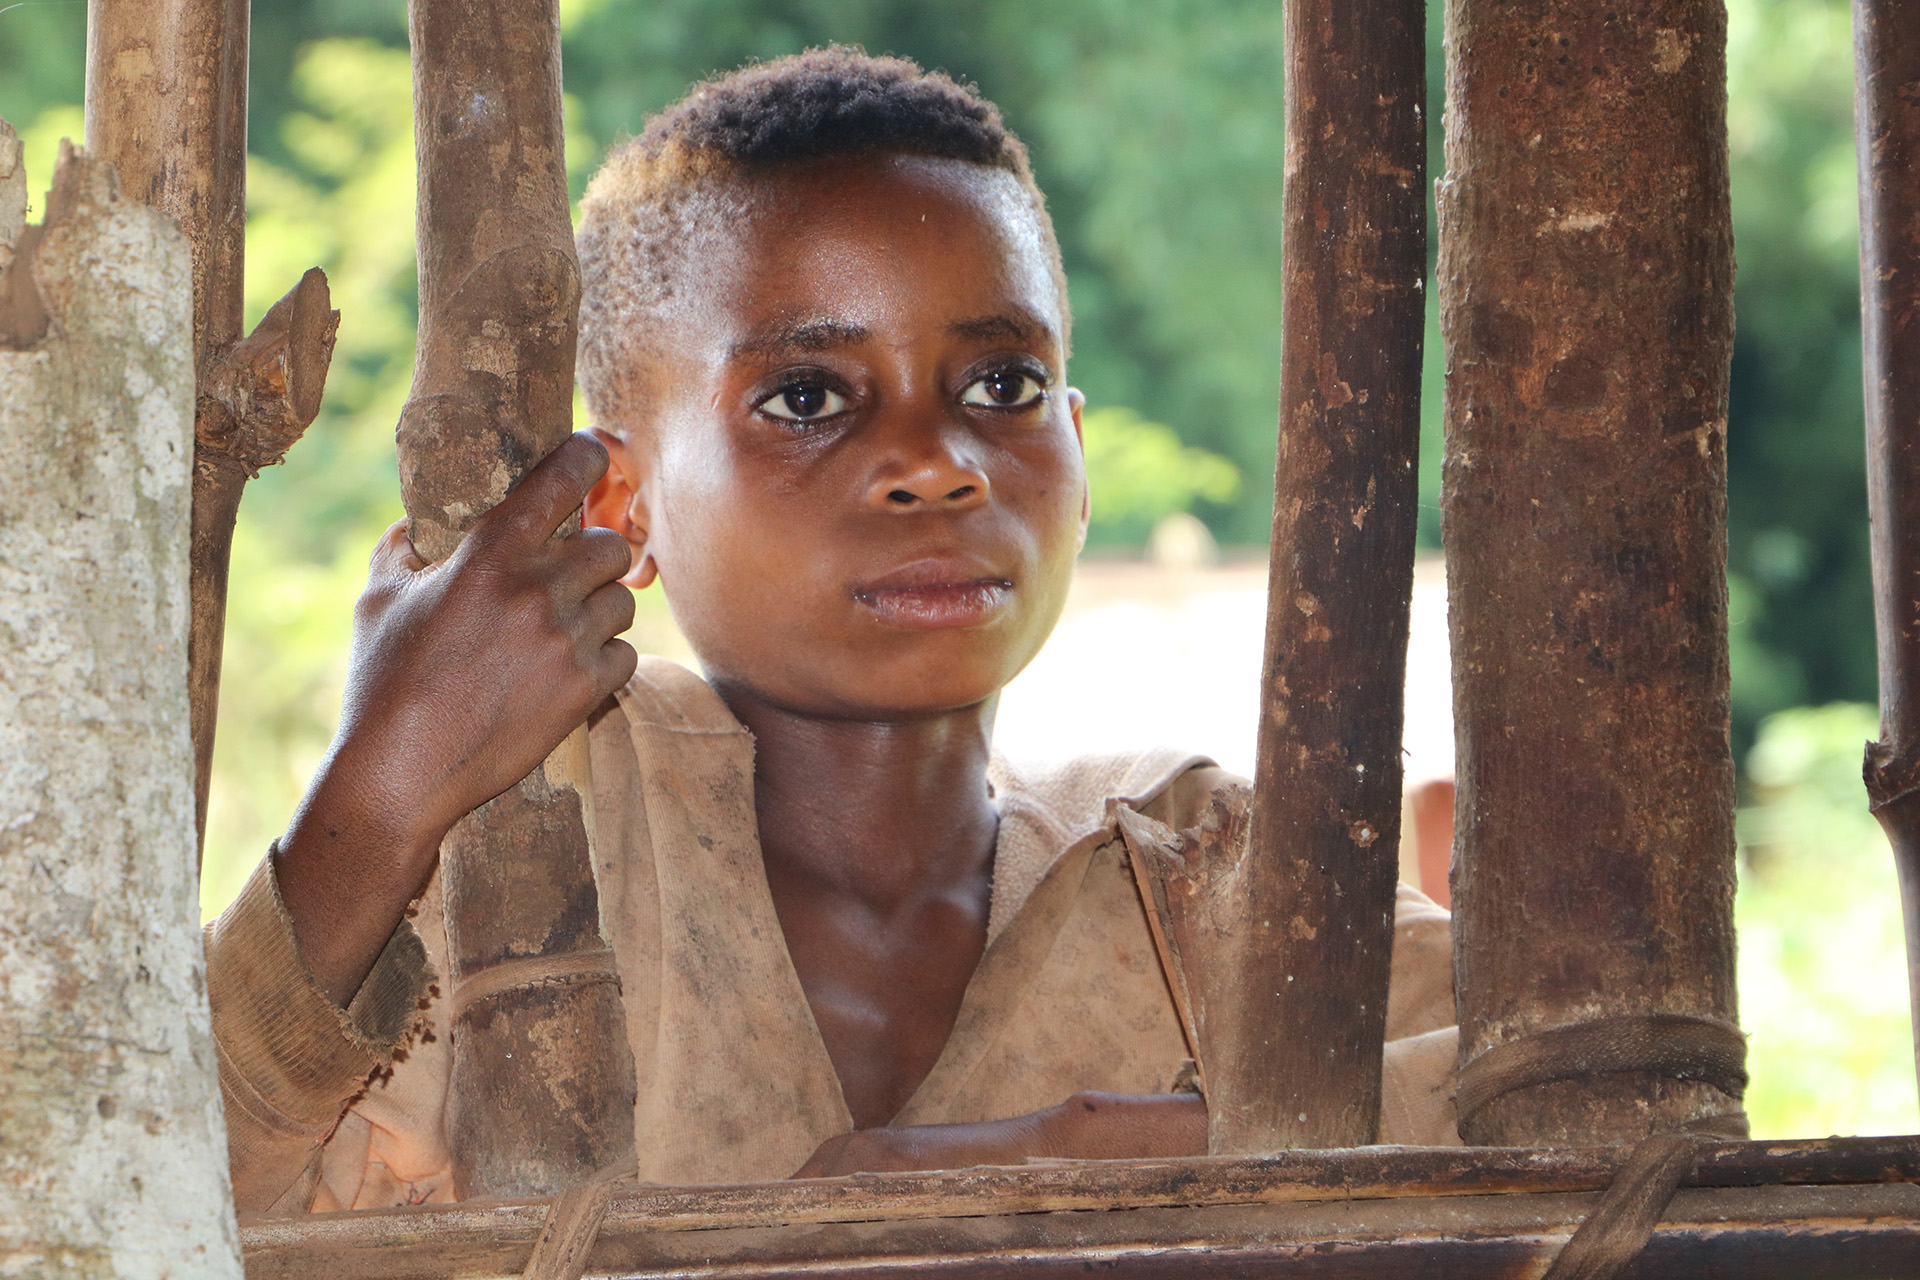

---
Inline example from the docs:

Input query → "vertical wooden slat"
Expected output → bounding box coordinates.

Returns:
[1854,0,1920,1097]
[400,0,636,1198]
[86,0,335,862]
[86,0,248,857]
[1439,0,1744,1146]
[1227,0,1428,1152]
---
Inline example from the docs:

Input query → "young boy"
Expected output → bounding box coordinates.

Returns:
[205,48,1458,1214]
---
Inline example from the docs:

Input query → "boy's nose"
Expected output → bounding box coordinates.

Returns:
[867,431,991,511]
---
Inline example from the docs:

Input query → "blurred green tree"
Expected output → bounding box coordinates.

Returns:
[1082,407,1240,548]
[1737,703,1916,1137]
[1722,0,1875,753]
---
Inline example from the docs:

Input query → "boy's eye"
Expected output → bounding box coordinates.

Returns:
[757,382,848,423]
[961,371,1047,409]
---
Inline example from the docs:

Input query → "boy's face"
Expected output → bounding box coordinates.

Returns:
[590,154,1086,722]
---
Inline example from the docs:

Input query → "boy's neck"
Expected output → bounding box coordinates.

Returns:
[715,684,1000,908]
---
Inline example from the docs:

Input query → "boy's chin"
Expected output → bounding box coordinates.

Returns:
[708,658,1013,725]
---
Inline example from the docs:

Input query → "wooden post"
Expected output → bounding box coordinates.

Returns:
[1227,0,1427,1151]
[0,134,243,1279]
[1439,0,1746,1145]
[1855,0,1920,1098]
[86,0,337,859]
[400,0,636,1197]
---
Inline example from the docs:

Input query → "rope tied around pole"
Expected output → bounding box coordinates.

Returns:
[1456,1014,1749,1131]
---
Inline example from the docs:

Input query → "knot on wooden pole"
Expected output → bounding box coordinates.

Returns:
[1864,738,1920,814]
[195,266,339,477]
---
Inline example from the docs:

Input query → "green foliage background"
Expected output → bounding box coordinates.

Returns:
[2,0,1913,1137]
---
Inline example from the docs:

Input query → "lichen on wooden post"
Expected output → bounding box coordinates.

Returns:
[1854,0,1920,1099]
[0,132,242,1279]
[400,0,636,1198]
[1439,1,1746,1146]
[1229,0,1427,1152]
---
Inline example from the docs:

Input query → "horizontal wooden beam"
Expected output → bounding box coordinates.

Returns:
[241,1137,1920,1278]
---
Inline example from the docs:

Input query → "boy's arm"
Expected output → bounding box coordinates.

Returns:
[791,1092,1207,1177]
[274,434,636,1005]
[208,436,636,1208]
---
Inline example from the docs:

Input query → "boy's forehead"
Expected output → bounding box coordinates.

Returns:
[669,156,1064,360]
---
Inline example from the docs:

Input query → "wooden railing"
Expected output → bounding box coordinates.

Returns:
[240,1137,1920,1278]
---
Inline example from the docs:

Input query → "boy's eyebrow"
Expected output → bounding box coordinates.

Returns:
[725,312,1058,362]
[727,319,872,361]
[947,313,1048,345]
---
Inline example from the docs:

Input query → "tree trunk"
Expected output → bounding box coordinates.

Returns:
[0,133,243,1279]
[1854,0,1920,1102]
[1439,0,1746,1146]
[399,0,636,1198]
[1229,0,1427,1152]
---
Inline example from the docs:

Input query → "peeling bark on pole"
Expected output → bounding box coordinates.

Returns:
[1233,0,1427,1152]
[0,135,243,1279]
[400,0,636,1198]
[1439,1,1745,1146]
[1854,0,1920,1099]
[86,0,335,858]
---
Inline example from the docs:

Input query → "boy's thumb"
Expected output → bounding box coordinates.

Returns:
[369,519,429,582]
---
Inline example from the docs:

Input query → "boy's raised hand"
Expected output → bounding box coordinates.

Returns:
[275,433,638,1007]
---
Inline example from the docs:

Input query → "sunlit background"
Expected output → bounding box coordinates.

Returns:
[2,0,1912,1140]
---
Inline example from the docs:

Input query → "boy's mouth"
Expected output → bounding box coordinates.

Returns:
[853,559,1014,629]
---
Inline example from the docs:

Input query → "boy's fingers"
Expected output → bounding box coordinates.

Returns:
[580,579,637,644]
[559,527,639,592]
[593,635,639,697]
[486,433,610,546]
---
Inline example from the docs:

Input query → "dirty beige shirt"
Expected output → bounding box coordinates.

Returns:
[206,657,1459,1214]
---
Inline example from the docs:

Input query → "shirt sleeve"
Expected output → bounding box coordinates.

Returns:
[204,851,434,1214]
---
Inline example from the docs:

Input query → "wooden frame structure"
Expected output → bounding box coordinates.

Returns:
[47,0,1920,1274]
[243,1139,1920,1278]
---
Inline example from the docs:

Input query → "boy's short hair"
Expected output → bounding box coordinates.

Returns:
[577,46,1068,434]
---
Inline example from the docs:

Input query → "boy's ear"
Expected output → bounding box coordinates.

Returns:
[1067,388,1089,553]
[583,425,658,589]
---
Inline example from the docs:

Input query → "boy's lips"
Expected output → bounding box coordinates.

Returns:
[853,558,1014,629]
